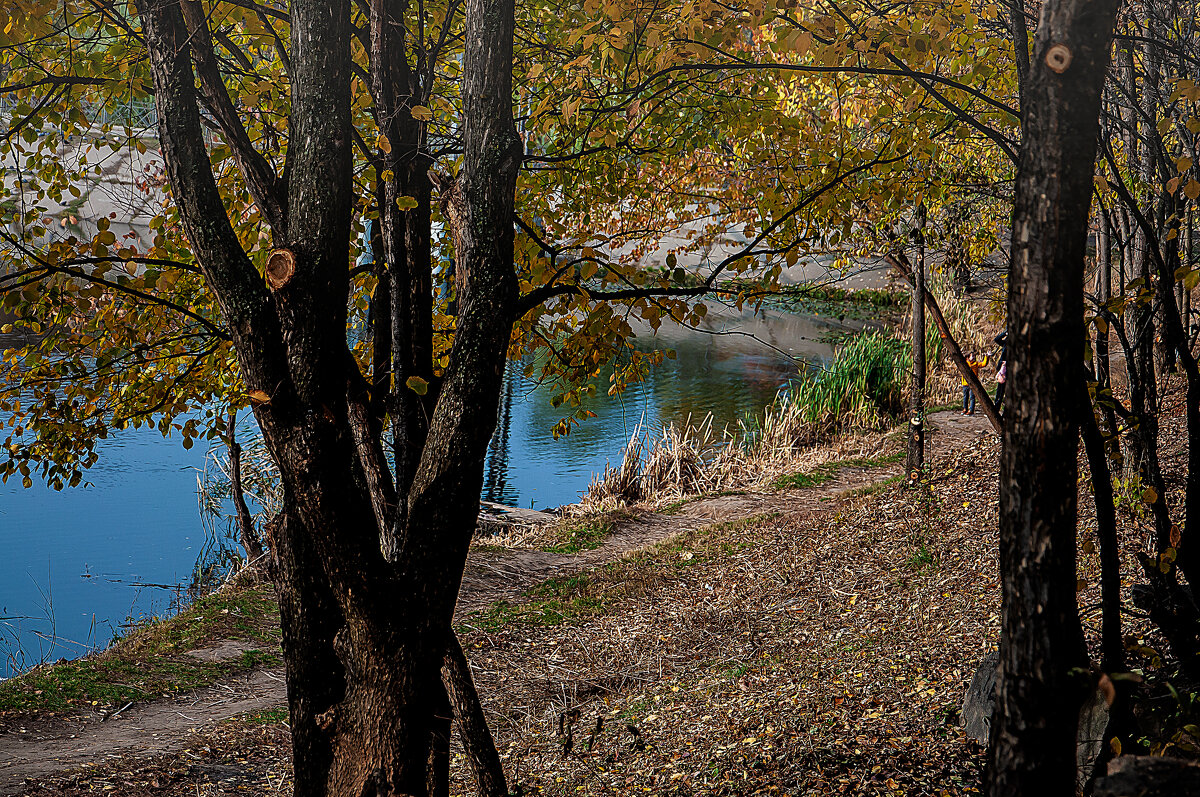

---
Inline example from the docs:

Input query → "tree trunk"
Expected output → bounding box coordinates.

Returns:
[369,0,435,526]
[443,634,509,797]
[906,203,926,482]
[1095,206,1119,450]
[987,0,1119,793]
[370,214,393,422]
[1080,380,1124,674]
[138,0,522,790]
[227,409,265,562]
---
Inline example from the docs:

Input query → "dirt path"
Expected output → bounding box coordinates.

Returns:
[0,411,993,794]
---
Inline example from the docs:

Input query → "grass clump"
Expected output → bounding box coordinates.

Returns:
[240,705,290,726]
[772,450,905,490]
[0,577,281,716]
[774,463,838,490]
[907,543,937,572]
[773,331,912,439]
[472,574,608,632]
[543,516,617,553]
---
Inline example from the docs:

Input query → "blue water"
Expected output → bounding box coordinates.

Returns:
[0,308,862,676]
[482,310,845,508]
[0,426,211,676]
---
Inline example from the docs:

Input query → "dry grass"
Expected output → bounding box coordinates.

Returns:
[455,436,1003,796]
[583,281,996,511]
[580,416,902,512]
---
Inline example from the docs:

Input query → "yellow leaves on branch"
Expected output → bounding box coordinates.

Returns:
[1172,78,1200,103]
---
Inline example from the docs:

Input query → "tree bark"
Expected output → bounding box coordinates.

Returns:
[138,0,522,791]
[443,634,509,797]
[905,203,926,482]
[227,409,264,562]
[369,0,435,535]
[1095,204,1119,450]
[987,0,1119,793]
[1080,379,1124,675]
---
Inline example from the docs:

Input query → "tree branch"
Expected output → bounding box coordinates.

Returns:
[179,0,288,237]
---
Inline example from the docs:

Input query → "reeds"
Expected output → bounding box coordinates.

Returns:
[775,331,911,438]
[583,332,914,508]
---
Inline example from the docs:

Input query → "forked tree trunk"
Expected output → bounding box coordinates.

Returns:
[988,0,1119,793]
[886,253,1002,434]
[138,0,520,791]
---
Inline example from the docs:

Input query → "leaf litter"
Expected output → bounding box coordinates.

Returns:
[16,431,1006,796]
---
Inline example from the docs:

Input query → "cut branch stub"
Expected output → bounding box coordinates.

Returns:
[265,248,296,290]
[1045,44,1073,74]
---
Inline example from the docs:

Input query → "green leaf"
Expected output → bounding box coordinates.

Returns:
[396,196,419,211]
[406,376,429,395]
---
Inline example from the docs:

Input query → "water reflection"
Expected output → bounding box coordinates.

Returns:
[0,406,218,677]
[481,308,864,509]
[0,307,871,674]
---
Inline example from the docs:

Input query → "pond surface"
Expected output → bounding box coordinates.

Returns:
[0,422,212,677]
[482,308,852,508]
[0,307,871,676]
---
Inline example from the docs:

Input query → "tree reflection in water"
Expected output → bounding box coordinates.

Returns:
[482,308,874,509]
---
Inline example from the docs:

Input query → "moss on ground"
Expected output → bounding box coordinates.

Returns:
[773,449,904,490]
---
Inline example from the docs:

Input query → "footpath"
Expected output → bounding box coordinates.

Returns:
[0,409,993,794]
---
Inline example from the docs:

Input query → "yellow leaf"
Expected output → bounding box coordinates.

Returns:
[376,134,391,154]
[406,376,429,395]
[396,196,419,211]
[1178,157,1195,173]
[248,389,271,404]
[1143,486,1158,504]
[1185,180,1200,201]
[410,105,433,121]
